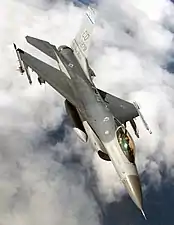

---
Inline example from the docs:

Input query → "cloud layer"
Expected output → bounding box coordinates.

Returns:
[0,1,100,224]
[1,0,174,224]
[91,0,174,190]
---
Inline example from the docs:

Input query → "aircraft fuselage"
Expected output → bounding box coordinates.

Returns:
[57,45,143,213]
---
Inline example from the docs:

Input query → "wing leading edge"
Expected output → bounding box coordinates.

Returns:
[18,49,77,107]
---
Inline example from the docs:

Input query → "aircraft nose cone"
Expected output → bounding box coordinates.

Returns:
[123,175,143,210]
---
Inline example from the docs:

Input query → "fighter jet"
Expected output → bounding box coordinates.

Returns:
[14,6,151,219]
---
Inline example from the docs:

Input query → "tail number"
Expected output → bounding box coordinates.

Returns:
[80,30,90,52]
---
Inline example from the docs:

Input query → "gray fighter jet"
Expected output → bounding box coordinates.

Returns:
[14,6,151,219]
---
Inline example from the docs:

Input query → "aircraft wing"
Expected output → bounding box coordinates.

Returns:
[98,89,139,124]
[71,6,97,75]
[18,49,77,106]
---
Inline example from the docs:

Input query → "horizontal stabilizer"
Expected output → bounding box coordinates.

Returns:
[18,49,77,106]
[26,36,58,61]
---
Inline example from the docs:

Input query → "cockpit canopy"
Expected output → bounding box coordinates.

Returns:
[116,126,135,163]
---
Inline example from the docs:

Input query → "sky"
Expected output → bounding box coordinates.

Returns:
[1,0,174,224]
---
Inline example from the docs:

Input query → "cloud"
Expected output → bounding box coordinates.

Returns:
[0,0,100,224]
[90,0,174,196]
[1,0,174,223]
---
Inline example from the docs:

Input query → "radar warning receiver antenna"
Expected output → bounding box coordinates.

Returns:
[133,101,152,134]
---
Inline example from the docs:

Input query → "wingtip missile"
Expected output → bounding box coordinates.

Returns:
[133,101,152,134]
[13,43,32,85]
[23,62,32,85]
[13,43,25,75]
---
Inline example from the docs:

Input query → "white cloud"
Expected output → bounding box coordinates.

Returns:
[1,0,174,223]
[91,0,174,198]
[0,0,100,224]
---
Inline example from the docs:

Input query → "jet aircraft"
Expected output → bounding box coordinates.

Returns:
[14,6,151,219]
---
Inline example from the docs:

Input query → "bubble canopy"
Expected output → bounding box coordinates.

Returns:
[116,126,135,163]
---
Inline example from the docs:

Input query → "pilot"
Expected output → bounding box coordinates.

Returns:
[117,127,135,162]
[118,131,128,152]
[125,134,134,162]
[123,135,129,151]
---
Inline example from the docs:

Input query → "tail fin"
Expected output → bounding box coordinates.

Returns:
[71,6,97,79]
[71,6,97,59]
